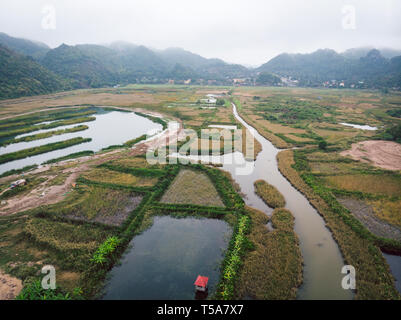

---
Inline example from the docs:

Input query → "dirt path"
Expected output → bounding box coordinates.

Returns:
[340,140,401,171]
[0,270,23,300]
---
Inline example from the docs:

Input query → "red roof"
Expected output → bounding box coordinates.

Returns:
[194,275,209,288]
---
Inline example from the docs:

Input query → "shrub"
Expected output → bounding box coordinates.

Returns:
[254,179,286,208]
[91,236,121,264]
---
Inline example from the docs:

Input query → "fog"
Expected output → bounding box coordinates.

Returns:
[0,0,400,66]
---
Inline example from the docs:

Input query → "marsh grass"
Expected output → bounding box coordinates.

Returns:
[0,137,92,165]
[277,149,400,299]
[82,168,158,187]
[0,125,89,147]
[236,206,302,300]
[254,179,286,208]
[322,174,401,197]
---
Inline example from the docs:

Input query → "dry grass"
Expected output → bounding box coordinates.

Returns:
[369,199,401,229]
[63,186,143,226]
[110,156,164,169]
[236,206,302,300]
[254,179,286,208]
[160,169,224,207]
[323,174,401,197]
[277,150,400,299]
[82,168,158,187]
[24,218,109,252]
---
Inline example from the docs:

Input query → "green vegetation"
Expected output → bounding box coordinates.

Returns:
[0,137,92,165]
[42,151,94,165]
[216,215,251,299]
[236,207,302,299]
[125,134,147,147]
[160,169,225,207]
[0,44,66,99]
[91,236,121,264]
[0,116,96,139]
[82,168,158,187]
[254,179,286,208]
[256,72,282,86]
[0,164,38,178]
[0,125,89,147]
[0,109,96,129]
[385,124,401,142]
[277,149,400,299]
[16,280,72,300]
[257,48,401,88]
[135,112,167,130]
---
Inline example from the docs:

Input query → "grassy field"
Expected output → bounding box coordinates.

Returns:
[82,168,158,187]
[322,174,401,197]
[160,169,225,207]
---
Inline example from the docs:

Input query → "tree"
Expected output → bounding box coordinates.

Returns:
[318,140,328,150]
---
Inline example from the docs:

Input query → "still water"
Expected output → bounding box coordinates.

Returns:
[383,253,401,294]
[339,122,377,131]
[0,109,163,174]
[102,216,232,300]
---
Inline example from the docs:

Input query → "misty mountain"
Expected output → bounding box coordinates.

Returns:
[156,47,249,79]
[39,40,249,85]
[0,32,50,60]
[342,47,401,60]
[41,44,117,88]
[0,44,65,99]
[1,32,401,100]
[257,48,401,88]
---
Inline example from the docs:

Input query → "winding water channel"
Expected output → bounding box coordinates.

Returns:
[171,103,353,299]
[229,103,353,299]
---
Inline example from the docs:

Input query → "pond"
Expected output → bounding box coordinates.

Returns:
[0,108,163,174]
[102,216,232,300]
[383,253,401,294]
[339,122,378,131]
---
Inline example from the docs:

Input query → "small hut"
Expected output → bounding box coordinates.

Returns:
[10,179,26,189]
[194,275,209,292]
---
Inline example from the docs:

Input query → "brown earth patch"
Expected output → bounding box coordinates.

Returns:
[341,140,401,171]
[0,270,23,300]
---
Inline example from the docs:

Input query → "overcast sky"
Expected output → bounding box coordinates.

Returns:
[0,0,400,66]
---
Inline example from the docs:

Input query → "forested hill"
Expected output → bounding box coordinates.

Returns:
[1,31,401,100]
[257,48,401,88]
[0,32,50,60]
[0,44,66,99]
